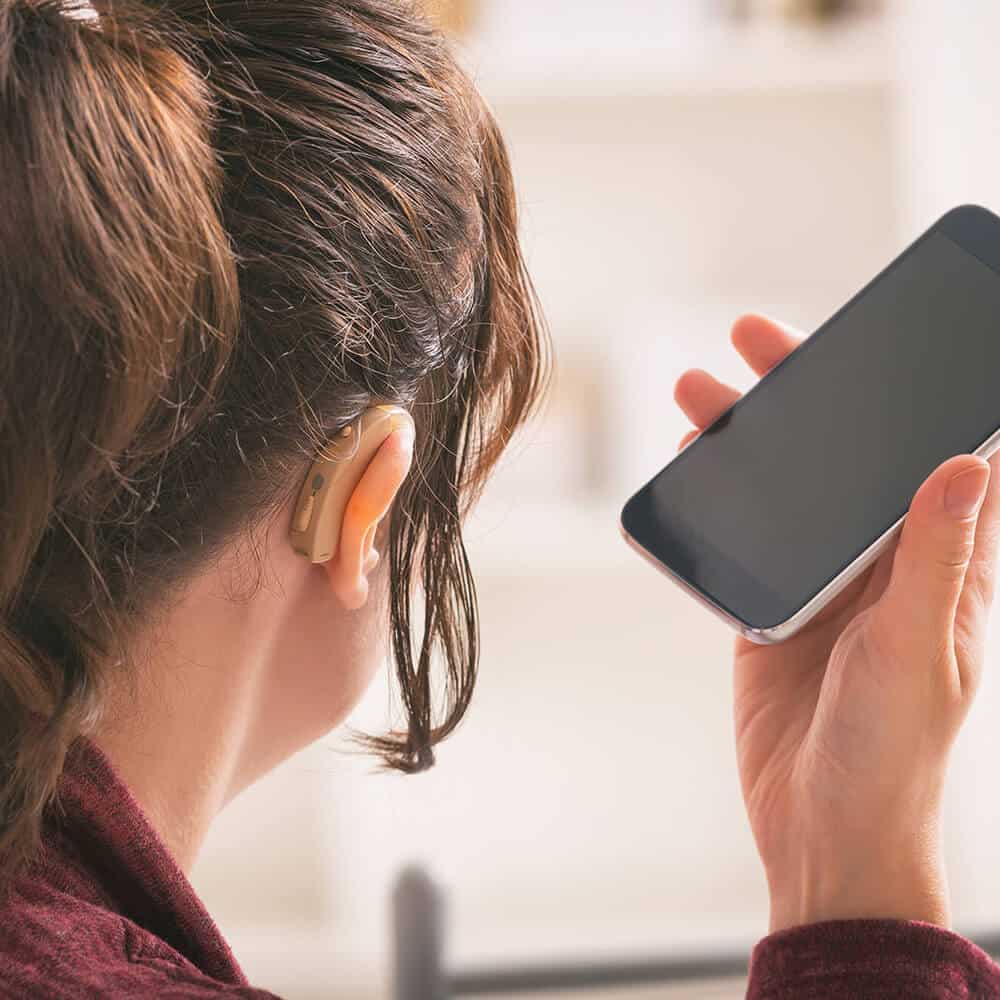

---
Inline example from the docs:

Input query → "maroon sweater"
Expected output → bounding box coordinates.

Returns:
[1,738,999,998]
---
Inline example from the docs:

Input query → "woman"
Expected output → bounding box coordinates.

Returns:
[0,0,998,996]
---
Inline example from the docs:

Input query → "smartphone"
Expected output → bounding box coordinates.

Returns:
[620,204,1000,644]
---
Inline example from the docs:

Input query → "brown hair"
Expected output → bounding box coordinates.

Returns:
[0,0,546,888]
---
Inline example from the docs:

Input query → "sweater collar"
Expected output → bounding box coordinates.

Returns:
[44,735,248,985]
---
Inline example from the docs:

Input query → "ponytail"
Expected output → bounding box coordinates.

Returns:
[0,0,237,887]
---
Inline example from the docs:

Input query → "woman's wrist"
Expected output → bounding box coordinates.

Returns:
[767,849,950,934]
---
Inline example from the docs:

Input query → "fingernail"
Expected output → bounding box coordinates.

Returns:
[945,463,991,518]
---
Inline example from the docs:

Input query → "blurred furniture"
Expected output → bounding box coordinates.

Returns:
[392,868,749,999]
[392,867,1000,1000]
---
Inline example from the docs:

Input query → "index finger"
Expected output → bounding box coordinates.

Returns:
[731,314,804,377]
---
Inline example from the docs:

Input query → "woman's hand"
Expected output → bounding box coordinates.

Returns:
[675,314,1000,934]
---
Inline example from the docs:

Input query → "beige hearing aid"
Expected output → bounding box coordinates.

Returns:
[289,404,414,564]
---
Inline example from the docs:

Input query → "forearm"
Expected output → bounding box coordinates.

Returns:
[748,919,1000,999]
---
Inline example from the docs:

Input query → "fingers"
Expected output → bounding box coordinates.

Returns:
[678,428,700,451]
[872,455,992,674]
[674,316,804,452]
[961,451,1000,612]
[674,369,740,429]
[731,314,804,376]
[953,450,1000,685]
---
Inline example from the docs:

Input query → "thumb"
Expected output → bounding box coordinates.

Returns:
[873,455,991,653]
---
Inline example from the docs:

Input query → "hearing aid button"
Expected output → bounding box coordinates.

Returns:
[293,494,317,534]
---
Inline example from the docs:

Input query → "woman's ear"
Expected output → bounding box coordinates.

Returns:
[324,427,415,610]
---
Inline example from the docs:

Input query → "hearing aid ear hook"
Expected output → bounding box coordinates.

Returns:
[289,404,414,564]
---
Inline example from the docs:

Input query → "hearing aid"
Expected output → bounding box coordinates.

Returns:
[289,404,414,564]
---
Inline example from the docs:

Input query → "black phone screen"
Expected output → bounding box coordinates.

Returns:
[622,217,1000,631]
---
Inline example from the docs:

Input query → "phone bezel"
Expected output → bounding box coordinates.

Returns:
[620,204,1000,644]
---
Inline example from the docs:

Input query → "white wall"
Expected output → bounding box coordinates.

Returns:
[192,7,1000,998]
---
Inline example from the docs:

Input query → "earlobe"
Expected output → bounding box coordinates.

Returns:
[326,554,370,612]
[324,427,414,611]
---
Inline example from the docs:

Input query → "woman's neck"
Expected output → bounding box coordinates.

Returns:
[93,568,271,872]
[90,508,381,873]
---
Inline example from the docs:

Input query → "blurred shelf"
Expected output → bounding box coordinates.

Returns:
[464,499,638,575]
[460,16,894,102]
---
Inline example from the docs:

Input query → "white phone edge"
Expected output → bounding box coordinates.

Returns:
[620,425,1000,645]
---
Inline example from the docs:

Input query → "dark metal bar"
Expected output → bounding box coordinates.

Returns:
[393,867,447,1000]
[450,952,749,995]
[973,933,1000,958]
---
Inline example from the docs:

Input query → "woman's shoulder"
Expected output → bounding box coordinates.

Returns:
[0,878,282,999]
[0,869,130,962]
[0,739,283,997]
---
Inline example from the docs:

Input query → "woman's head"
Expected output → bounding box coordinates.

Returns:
[0,0,545,881]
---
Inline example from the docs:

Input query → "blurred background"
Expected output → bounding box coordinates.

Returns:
[190,1,1000,997]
